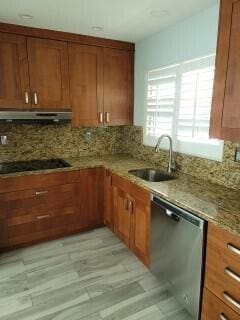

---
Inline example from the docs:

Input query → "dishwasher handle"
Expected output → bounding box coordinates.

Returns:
[151,195,204,229]
[166,209,180,222]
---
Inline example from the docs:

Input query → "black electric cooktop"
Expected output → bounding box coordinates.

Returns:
[0,159,71,174]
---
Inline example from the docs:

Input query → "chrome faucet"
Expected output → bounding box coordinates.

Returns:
[155,134,176,174]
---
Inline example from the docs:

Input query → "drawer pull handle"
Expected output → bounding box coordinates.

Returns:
[37,214,50,220]
[33,92,38,105]
[35,191,48,196]
[220,314,229,320]
[225,268,240,283]
[99,112,103,124]
[223,292,240,310]
[105,112,110,123]
[129,200,134,214]
[25,91,29,104]
[125,198,129,211]
[227,243,240,256]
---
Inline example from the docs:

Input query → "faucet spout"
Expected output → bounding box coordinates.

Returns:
[155,135,176,174]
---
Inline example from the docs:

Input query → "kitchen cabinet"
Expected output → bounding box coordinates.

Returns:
[112,174,151,266]
[104,48,133,126]
[0,24,134,122]
[69,45,133,127]
[210,0,240,141]
[201,223,240,318]
[0,33,30,109]
[0,34,70,111]
[0,168,104,249]
[79,168,104,228]
[69,43,104,126]
[27,37,70,110]
[104,169,114,231]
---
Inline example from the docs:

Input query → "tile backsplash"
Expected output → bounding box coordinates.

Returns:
[122,126,240,190]
[0,124,124,162]
[1,123,240,190]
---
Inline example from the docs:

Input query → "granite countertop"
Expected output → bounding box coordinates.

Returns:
[0,154,240,235]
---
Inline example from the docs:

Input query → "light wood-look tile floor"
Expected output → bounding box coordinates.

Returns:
[0,228,193,320]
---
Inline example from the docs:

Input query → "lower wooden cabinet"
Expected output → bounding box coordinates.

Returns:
[79,167,104,228]
[202,223,240,319]
[0,168,104,250]
[104,169,114,231]
[112,173,151,266]
[202,288,239,320]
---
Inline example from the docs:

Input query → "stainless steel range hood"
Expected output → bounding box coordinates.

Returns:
[0,111,72,124]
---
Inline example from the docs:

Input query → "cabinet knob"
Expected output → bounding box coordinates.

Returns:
[105,112,110,123]
[33,92,38,105]
[99,112,103,124]
[24,92,30,104]
[125,198,129,211]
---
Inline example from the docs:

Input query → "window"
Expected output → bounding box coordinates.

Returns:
[144,55,224,161]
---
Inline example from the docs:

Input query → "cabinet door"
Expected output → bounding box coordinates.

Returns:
[27,37,70,110]
[113,187,131,247]
[0,214,8,250]
[210,0,240,141]
[130,196,151,267]
[104,170,114,231]
[104,48,133,126]
[79,168,104,228]
[69,43,104,127]
[0,33,30,109]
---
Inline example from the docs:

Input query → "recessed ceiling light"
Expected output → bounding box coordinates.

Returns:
[150,10,170,18]
[18,13,33,20]
[91,26,104,32]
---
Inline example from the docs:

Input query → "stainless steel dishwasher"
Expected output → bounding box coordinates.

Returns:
[151,195,206,320]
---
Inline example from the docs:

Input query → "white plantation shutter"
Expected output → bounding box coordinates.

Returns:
[144,55,224,161]
[146,66,178,138]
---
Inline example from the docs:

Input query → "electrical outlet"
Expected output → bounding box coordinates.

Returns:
[235,148,240,162]
[84,131,92,142]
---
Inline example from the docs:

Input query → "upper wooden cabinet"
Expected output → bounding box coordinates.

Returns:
[0,23,134,121]
[69,43,103,126]
[27,38,70,110]
[0,33,30,109]
[104,48,133,126]
[69,44,133,127]
[210,0,240,141]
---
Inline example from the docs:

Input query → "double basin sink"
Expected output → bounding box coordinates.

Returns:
[128,168,176,182]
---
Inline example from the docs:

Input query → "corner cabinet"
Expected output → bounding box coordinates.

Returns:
[103,48,133,126]
[210,0,240,141]
[69,44,134,127]
[112,174,151,267]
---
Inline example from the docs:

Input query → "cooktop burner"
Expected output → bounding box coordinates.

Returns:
[0,159,71,174]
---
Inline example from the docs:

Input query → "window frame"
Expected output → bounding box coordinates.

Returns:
[143,54,224,162]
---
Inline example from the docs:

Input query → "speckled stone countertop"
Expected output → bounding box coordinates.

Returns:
[1,154,239,235]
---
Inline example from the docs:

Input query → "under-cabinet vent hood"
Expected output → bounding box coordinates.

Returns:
[0,111,72,124]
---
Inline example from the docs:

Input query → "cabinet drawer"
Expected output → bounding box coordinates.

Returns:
[202,288,239,320]
[8,207,82,246]
[0,170,80,194]
[205,224,240,314]
[1,183,80,221]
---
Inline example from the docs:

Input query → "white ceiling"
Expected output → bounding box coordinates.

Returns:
[0,0,218,42]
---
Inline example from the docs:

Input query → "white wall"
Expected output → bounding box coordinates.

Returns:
[134,3,220,125]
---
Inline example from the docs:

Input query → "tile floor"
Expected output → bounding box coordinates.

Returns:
[0,228,193,320]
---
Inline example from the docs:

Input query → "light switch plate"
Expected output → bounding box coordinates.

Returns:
[235,148,240,162]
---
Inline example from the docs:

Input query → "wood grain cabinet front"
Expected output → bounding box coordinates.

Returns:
[205,223,240,315]
[202,288,240,320]
[112,174,151,266]
[0,169,104,250]
[0,32,30,109]
[210,0,240,141]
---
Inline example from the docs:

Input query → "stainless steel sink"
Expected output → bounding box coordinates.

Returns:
[128,168,176,182]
